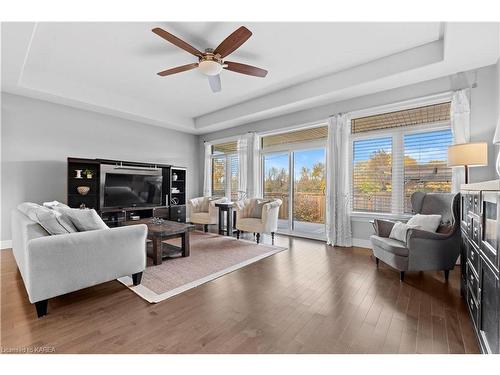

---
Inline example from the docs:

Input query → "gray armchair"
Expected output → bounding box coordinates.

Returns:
[370,192,460,282]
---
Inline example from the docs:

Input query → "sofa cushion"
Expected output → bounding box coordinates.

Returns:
[17,202,77,235]
[370,235,409,257]
[55,207,108,232]
[249,199,270,219]
[407,214,441,233]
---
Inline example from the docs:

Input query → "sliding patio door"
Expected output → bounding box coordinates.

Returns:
[263,153,290,231]
[263,148,326,238]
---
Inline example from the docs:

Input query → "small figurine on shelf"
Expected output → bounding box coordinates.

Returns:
[79,203,86,209]
[83,169,94,179]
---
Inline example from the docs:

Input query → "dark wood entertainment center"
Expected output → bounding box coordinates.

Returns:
[460,181,500,354]
[67,157,187,225]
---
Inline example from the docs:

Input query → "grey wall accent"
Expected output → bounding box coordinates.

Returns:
[199,64,500,243]
[1,93,201,242]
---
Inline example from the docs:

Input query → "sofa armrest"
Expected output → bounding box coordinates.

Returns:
[25,224,147,303]
[373,219,396,238]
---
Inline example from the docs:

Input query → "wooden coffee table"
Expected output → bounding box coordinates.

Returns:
[121,219,194,265]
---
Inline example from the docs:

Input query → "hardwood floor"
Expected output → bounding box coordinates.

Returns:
[0,231,480,354]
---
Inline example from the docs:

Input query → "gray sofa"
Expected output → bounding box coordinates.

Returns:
[11,206,148,317]
[370,192,460,282]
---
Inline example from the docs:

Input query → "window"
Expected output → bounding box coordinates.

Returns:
[353,137,393,212]
[351,101,452,215]
[403,129,452,212]
[210,140,239,199]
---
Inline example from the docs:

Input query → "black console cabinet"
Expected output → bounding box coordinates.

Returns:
[67,157,187,224]
[461,182,500,354]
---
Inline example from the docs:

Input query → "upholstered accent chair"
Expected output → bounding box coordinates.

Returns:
[188,196,228,231]
[235,198,282,244]
[370,192,460,282]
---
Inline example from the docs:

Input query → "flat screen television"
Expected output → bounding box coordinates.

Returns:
[103,173,163,208]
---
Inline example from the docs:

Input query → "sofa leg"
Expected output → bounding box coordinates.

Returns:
[236,230,240,239]
[444,270,450,282]
[271,232,275,245]
[375,257,379,267]
[132,272,143,286]
[256,233,260,244]
[400,271,405,282]
[203,224,208,233]
[35,299,48,318]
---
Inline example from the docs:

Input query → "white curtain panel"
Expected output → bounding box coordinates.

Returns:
[250,133,262,198]
[237,135,248,196]
[326,114,353,247]
[450,89,471,192]
[203,142,212,196]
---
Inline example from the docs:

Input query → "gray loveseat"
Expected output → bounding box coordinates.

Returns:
[370,192,460,282]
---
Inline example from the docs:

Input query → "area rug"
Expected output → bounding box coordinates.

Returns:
[117,231,286,303]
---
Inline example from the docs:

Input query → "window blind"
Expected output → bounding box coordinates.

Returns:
[351,102,451,134]
[262,125,328,149]
[403,129,452,212]
[352,137,393,213]
[212,140,238,155]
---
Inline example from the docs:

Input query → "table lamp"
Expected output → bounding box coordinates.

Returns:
[448,142,488,184]
[493,118,500,177]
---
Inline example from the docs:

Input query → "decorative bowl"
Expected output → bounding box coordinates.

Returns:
[77,186,90,195]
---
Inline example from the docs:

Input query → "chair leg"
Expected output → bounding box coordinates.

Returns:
[256,233,260,244]
[236,230,240,239]
[400,271,405,282]
[444,270,450,282]
[35,299,48,318]
[132,272,143,286]
[271,232,275,245]
[375,257,379,267]
[203,224,208,233]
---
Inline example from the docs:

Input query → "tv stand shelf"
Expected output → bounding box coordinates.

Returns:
[67,157,187,224]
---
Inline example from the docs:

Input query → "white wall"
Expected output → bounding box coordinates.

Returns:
[1,93,201,243]
[199,64,500,244]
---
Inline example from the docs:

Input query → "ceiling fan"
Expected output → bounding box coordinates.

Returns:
[152,26,268,93]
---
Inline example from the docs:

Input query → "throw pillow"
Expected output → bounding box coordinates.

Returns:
[199,197,210,212]
[389,222,420,243]
[43,200,70,209]
[17,202,77,235]
[55,207,109,232]
[249,200,270,219]
[407,214,442,233]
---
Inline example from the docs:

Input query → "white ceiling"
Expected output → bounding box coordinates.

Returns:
[2,22,499,134]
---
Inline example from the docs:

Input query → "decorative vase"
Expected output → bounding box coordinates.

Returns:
[75,169,83,179]
[86,173,93,179]
[172,173,178,181]
[77,186,90,195]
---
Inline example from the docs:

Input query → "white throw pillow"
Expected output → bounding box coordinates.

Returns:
[407,214,442,233]
[43,200,70,209]
[389,222,420,243]
[17,202,77,235]
[55,207,109,232]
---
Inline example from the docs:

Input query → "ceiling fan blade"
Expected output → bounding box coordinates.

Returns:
[213,26,252,58]
[157,63,199,76]
[223,61,268,77]
[208,75,221,93]
[152,27,203,57]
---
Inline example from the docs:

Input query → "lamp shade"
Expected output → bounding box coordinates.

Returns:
[448,142,488,167]
[493,118,500,144]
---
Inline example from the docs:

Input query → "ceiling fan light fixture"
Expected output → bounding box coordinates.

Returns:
[198,60,223,76]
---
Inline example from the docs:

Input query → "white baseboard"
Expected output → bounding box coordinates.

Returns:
[1,240,12,250]
[352,238,372,249]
